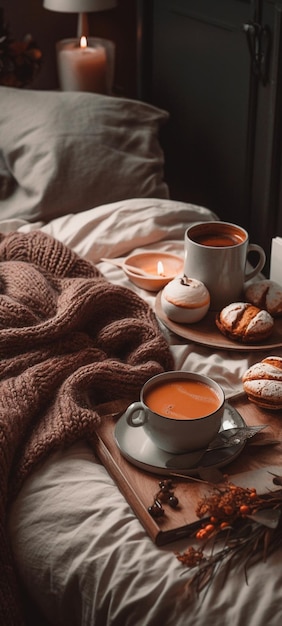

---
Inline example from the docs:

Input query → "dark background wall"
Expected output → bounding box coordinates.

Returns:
[0,0,137,97]
[2,0,281,267]
[137,0,282,267]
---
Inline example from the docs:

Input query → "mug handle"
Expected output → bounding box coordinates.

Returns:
[245,243,266,281]
[125,402,147,427]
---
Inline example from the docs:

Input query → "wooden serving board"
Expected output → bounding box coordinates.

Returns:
[155,291,282,351]
[94,397,282,546]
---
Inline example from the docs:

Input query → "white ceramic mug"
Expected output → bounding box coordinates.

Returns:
[184,221,266,310]
[125,371,225,454]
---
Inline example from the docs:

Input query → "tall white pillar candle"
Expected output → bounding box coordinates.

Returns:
[57,37,110,94]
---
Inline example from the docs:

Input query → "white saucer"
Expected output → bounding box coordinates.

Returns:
[114,403,246,476]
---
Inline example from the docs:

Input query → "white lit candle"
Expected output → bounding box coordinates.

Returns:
[57,36,107,93]
[157,261,165,277]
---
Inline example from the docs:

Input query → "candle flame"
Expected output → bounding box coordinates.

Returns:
[157,261,165,277]
[80,36,88,49]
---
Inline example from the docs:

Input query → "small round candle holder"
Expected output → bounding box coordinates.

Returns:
[56,37,115,94]
[123,251,184,291]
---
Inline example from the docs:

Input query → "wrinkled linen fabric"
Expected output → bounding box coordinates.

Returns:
[0,229,173,626]
[9,441,282,626]
[4,199,282,626]
[0,88,169,222]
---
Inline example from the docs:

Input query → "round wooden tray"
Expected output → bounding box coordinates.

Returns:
[155,291,282,351]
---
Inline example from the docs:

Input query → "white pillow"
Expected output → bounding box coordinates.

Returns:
[0,88,169,222]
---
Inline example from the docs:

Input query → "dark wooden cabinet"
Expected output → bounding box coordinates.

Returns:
[137,0,282,270]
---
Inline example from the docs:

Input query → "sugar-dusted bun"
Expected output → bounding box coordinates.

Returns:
[242,356,282,409]
[161,276,210,323]
[215,302,274,343]
[245,280,282,318]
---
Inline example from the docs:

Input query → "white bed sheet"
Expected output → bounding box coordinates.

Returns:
[4,198,282,626]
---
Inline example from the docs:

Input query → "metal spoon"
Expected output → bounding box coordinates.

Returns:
[207,425,268,450]
[100,258,151,277]
[165,426,268,471]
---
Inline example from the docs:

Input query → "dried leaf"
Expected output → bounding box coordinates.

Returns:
[198,467,225,483]
[263,529,273,560]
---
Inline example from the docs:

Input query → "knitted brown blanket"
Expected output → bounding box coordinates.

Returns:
[0,230,173,626]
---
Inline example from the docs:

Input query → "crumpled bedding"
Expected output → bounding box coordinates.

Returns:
[2,198,282,626]
[0,226,173,626]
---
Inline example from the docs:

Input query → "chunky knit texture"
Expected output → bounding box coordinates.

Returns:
[0,230,173,626]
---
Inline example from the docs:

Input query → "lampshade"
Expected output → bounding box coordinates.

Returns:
[44,0,117,37]
[43,1,117,11]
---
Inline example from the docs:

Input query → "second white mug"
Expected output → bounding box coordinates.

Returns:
[184,221,266,310]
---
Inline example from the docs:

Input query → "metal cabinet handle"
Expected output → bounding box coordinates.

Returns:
[243,21,271,85]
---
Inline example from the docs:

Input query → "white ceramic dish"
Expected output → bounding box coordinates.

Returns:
[155,291,282,351]
[114,403,246,476]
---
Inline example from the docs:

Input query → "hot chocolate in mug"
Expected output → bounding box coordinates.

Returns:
[125,371,225,454]
[184,221,266,310]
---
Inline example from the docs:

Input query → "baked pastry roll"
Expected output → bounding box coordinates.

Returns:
[245,280,282,318]
[215,302,274,343]
[161,276,210,323]
[242,356,282,410]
